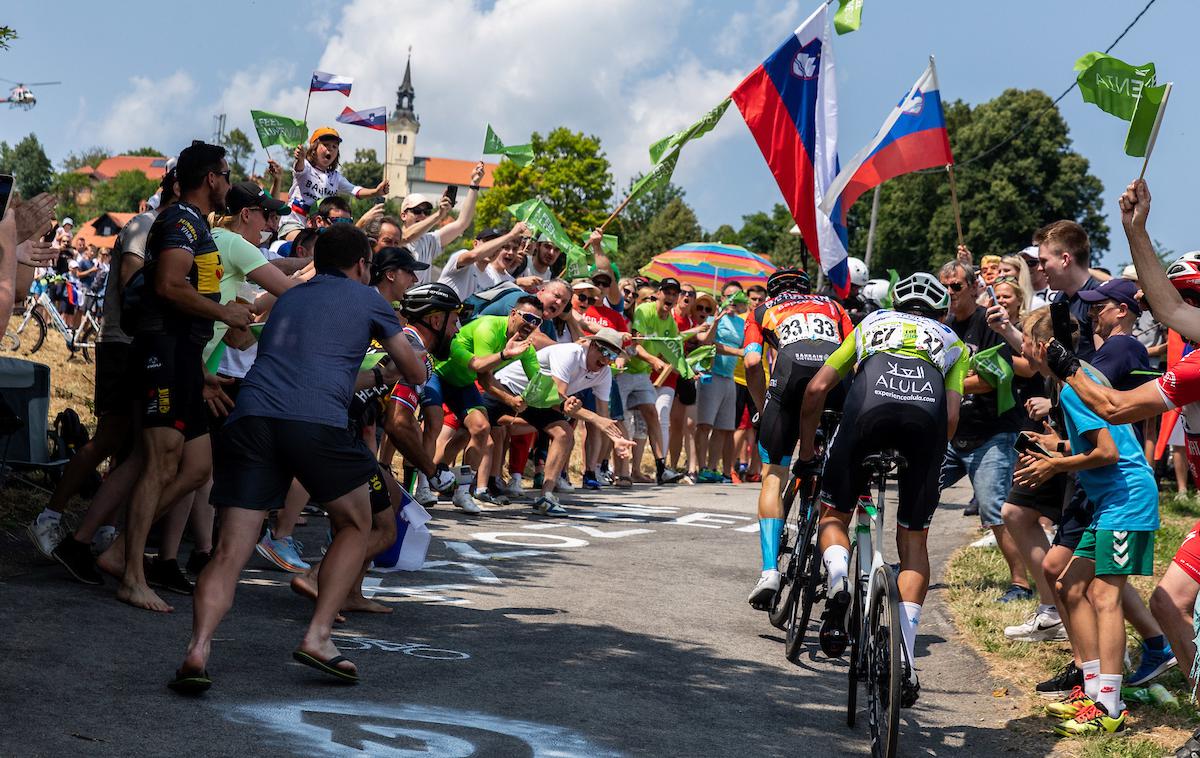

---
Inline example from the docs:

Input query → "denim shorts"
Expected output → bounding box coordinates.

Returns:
[939,432,1018,528]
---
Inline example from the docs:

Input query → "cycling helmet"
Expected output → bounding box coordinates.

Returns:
[1166,252,1200,303]
[860,278,891,308]
[847,257,870,287]
[891,272,949,316]
[400,282,462,319]
[766,267,811,297]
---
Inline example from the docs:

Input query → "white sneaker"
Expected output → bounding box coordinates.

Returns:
[598,470,615,486]
[533,492,567,516]
[91,525,118,555]
[969,531,998,549]
[428,467,457,495]
[1004,610,1067,642]
[502,477,526,500]
[413,481,438,507]
[557,475,575,492]
[452,489,482,514]
[27,515,63,559]
[747,569,781,608]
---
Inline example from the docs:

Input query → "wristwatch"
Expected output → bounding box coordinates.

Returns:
[469,184,482,191]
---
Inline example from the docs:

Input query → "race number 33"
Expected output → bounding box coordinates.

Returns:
[777,313,840,345]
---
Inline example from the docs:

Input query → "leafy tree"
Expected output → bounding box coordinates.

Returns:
[50,171,91,224]
[91,170,159,213]
[121,146,163,157]
[342,148,383,190]
[611,176,689,272]
[475,127,613,242]
[706,224,739,245]
[62,147,109,172]
[620,198,702,273]
[0,133,54,197]
[221,128,254,181]
[0,26,16,50]
[843,88,1108,277]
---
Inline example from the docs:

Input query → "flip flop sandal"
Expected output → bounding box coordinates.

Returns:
[292,650,359,683]
[613,476,633,488]
[167,668,212,694]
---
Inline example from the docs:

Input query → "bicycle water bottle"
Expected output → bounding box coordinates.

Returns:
[1149,683,1179,708]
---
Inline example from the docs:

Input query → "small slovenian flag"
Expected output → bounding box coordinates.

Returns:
[310,71,353,96]
[336,105,387,131]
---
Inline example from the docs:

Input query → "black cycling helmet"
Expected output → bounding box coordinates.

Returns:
[400,282,462,319]
[767,267,811,298]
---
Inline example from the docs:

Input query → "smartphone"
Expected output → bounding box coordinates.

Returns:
[443,185,459,207]
[0,174,12,220]
[1050,300,1073,346]
[986,284,997,304]
[1014,431,1052,458]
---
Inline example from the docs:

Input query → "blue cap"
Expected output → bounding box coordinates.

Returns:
[1077,278,1141,315]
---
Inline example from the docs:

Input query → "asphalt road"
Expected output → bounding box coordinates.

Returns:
[0,477,1039,757]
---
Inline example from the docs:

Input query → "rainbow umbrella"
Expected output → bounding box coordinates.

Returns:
[639,242,777,294]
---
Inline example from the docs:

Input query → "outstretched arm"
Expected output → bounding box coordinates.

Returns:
[1122,179,1200,340]
[1064,369,1168,425]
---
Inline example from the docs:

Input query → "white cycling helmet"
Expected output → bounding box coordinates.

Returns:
[847,257,869,287]
[860,278,890,307]
[892,272,949,315]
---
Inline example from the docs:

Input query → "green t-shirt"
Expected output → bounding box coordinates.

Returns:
[203,227,270,362]
[627,301,680,374]
[434,315,538,388]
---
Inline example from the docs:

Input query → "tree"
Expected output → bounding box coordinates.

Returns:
[91,170,159,213]
[342,149,383,190]
[620,198,702,273]
[50,171,92,227]
[0,26,16,50]
[121,146,163,157]
[0,133,54,197]
[843,88,1109,277]
[706,224,739,245]
[475,127,613,242]
[222,128,254,181]
[611,175,687,272]
[62,147,109,172]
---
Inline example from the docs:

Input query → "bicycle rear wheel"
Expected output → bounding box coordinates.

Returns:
[6,307,46,355]
[866,565,902,758]
[845,541,862,728]
[768,477,807,629]
[75,320,98,364]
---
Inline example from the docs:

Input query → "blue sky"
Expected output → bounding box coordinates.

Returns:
[0,0,1186,271]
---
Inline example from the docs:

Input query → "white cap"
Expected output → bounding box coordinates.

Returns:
[1019,245,1039,260]
[587,326,625,354]
[401,193,434,212]
[1122,264,1138,281]
[62,217,74,226]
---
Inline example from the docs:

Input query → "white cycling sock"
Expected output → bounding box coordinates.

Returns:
[822,545,850,596]
[1037,603,1060,620]
[1082,659,1101,700]
[1095,673,1123,715]
[898,602,921,666]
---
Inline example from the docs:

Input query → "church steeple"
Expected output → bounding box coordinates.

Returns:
[394,47,417,124]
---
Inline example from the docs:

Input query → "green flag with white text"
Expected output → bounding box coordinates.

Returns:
[971,344,1015,414]
[522,372,562,408]
[1074,53,1156,121]
[507,198,573,252]
[250,110,309,151]
[686,345,716,376]
[483,124,534,167]
[626,98,732,206]
[1124,82,1168,157]
[834,0,863,34]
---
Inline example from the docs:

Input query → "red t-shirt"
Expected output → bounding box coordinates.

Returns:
[584,303,629,335]
[1158,349,1200,481]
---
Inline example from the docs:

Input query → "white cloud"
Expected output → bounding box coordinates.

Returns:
[95,71,196,151]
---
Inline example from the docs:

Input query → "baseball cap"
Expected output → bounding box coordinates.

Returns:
[1077,278,1141,315]
[1018,245,1040,261]
[572,279,600,295]
[401,193,434,213]
[476,226,506,241]
[587,327,625,355]
[1121,264,1138,281]
[370,246,430,284]
[658,277,682,292]
[310,127,342,144]
[226,181,289,215]
[62,217,74,227]
[590,270,614,287]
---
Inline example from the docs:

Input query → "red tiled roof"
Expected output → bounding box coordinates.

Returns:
[73,212,138,250]
[76,155,168,182]
[421,157,496,188]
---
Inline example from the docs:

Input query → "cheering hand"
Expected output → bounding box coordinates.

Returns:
[1119,179,1151,230]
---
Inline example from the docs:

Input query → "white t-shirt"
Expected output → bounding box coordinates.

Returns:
[526,256,553,282]
[482,263,514,288]
[282,160,363,227]
[495,342,612,399]
[409,232,442,285]
[438,250,487,299]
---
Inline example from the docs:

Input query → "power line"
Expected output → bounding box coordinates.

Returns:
[916,0,1159,173]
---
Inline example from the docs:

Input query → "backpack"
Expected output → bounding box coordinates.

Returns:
[50,408,100,495]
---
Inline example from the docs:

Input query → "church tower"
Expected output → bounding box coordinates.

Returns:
[385,49,420,199]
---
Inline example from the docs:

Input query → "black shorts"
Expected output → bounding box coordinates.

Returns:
[482,393,568,429]
[1007,473,1069,522]
[133,334,208,440]
[758,346,842,467]
[93,341,137,417]
[1051,479,1095,551]
[211,416,379,510]
[366,465,393,515]
[735,382,756,424]
[675,377,697,406]
[207,378,242,439]
[820,354,947,530]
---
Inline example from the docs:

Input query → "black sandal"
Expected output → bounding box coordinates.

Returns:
[292,650,359,683]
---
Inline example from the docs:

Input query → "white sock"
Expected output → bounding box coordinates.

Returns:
[1095,673,1123,714]
[416,471,429,489]
[822,545,850,596]
[1082,659,1101,700]
[1038,603,1059,619]
[456,483,469,497]
[898,602,922,665]
[510,473,522,485]
[38,508,61,523]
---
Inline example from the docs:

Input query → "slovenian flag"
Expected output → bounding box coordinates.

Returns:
[336,106,387,131]
[310,71,353,96]
[731,4,851,297]
[821,60,954,216]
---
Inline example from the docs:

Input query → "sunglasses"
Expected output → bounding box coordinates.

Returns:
[518,311,544,327]
[597,344,620,361]
[575,293,597,305]
[407,205,433,217]
[696,305,713,314]
[945,281,966,293]
[212,169,231,181]
[992,276,1018,285]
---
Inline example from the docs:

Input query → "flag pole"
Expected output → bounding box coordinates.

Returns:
[599,193,634,233]
[1138,81,1172,180]
[945,163,964,249]
[302,89,313,126]
[864,185,881,269]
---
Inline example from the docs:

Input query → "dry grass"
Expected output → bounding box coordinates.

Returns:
[945,492,1200,757]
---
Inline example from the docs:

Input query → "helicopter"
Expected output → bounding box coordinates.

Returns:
[2,78,61,110]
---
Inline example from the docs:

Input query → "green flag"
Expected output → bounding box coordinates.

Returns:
[971,344,1015,414]
[626,98,732,207]
[720,290,749,309]
[656,336,694,380]
[507,198,573,252]
[834,0,863,34]
[250,109,309,151]
[482,124,533,167]
[1124,82,1169,158]
[1074,53,1156,121]
[686,344,716,375]
[522,372,562,408]
[563,243,592,280]
[881,269,899,309]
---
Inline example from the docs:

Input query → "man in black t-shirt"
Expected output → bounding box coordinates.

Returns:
[96,141,252,614]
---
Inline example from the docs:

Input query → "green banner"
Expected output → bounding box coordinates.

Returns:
[563,244,592,280]
[1074,53,1157,121]
[626,98,732,207]
[250,109,309,151]
[686,344,716,375]
[971,343,1015,414]
[1124,82,1168,157]
[482,124,534,167]
[522,372,562,408]
[881,268,899,310]
[507,198,574,252]
[834,0,864,34]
